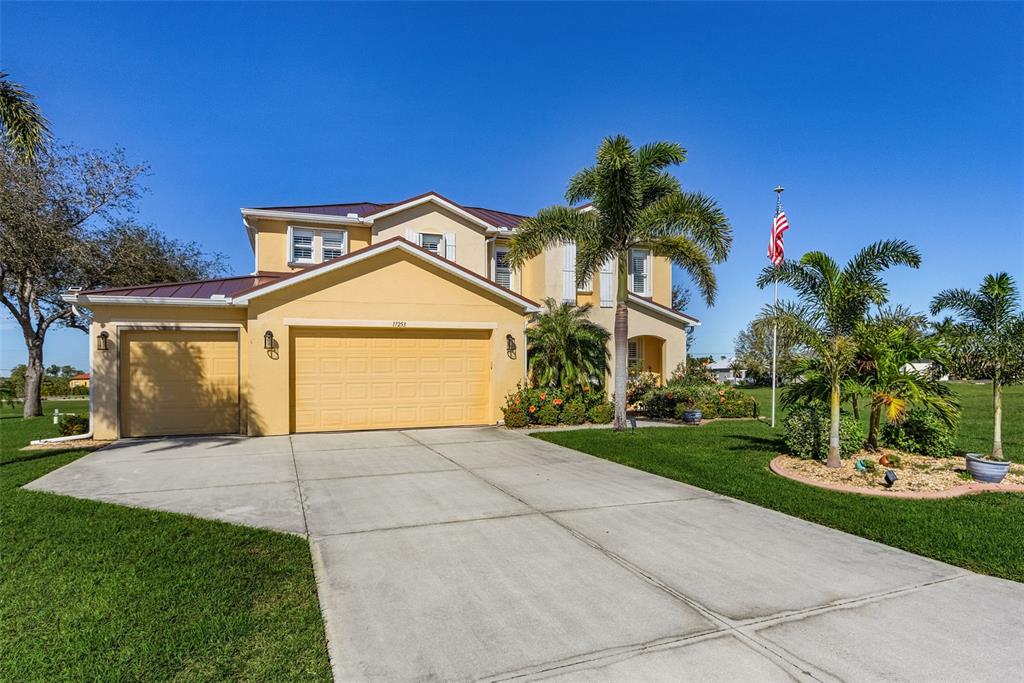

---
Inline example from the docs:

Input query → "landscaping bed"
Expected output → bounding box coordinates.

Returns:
[772,451,1024,496]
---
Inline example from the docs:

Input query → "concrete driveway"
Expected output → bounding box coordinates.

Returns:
[26,427,1024,682]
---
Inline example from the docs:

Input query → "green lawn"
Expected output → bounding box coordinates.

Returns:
[0,401,331,681]
[536,383,1024,582]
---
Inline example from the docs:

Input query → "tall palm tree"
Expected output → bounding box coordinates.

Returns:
[0,72,50,161]
[507,135,732,429]
[931,273,1024,460]
[757,240,921,466]
[527,298,611,390]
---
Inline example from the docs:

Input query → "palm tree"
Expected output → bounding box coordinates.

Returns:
[855,323,958,449]
[507,135,732,430]
[0,72,50,161]
[931,273,1024,460]
[527,298,611,391]
[757,240,921,466]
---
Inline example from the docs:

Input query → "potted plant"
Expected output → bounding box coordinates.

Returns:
[964,453,1011,483]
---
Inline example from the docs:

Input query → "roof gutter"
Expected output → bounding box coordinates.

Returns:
[240,208,371,226]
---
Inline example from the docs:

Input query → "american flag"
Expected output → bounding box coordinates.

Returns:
[767,209,789,265]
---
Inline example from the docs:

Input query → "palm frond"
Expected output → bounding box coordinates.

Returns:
[0,72,50,161]
[651,235,716,305]
[506,206,594,268]
[636,191,732,263]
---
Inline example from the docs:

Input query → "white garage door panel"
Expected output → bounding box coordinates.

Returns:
[292,328,491,432]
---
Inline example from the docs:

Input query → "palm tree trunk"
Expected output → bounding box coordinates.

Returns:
[613,253,629,431]
[827,381,842,467]
[867,403,881,451]
[851,394,860,421]
[993,380,1003,459]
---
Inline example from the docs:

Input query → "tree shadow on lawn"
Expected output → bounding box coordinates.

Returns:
[719,432,785,453]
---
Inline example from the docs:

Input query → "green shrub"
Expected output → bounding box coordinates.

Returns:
[881,408,957,457]
[57,413,88,437]
[536,402,560,426]
[502,404,528,429]
[560,400,587,425]
[588,402,615,424]
[784,405,864,460]
[641,388,681,419]
[719,397,756,418]
[697,401,719,418]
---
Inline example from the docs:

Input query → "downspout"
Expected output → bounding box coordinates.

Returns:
[31,303,95,444]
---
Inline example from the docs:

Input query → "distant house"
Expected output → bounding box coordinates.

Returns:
[68,373,90,389]
[709,356,747,384]
[902,361,948,381]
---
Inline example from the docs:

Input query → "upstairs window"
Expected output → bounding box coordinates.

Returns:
[289,226,348,265]
[629,248,650,295]
[322,230,347,261]
[494,247,512,289]
[419,233,442,255]
[291,228,315,264]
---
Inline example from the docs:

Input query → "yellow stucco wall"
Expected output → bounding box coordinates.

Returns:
[372,204,490,276]
[253,218,372,273]
[652,255,672,307]
[246,248,528,435]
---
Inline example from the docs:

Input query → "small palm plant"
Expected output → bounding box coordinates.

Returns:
[855,322,959,450]
[931,273,1024,460]
[508,135,732,430]
[527,298,611,391]
[758,240,921,467]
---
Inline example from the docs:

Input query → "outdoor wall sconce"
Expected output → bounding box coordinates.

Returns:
[96,331,110,351]
[505,333,517,359]
[263,330,275,350]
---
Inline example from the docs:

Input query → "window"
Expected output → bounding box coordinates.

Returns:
[628,340,641,366]
[322,230,347,261]
[289,226,348,265]
[419,233,442,254]
[291,229,314,264]
[630,249,650,295]
[494,247,512,289]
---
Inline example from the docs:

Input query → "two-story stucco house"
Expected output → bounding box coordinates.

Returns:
[67,192,698,439]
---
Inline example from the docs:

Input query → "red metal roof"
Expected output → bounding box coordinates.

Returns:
[257,191,527,229]
[79,273,286,299]
[71,373,90,380]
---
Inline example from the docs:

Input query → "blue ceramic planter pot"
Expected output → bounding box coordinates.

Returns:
[681,410,702,425]
[965,453,1010,484]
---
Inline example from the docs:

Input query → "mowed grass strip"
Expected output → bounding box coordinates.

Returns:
[0,401,331,682]
[535,384,1024,582]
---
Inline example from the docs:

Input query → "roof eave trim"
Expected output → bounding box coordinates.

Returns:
[232,239,540,313]
[627,295,701,326]
[65,294,238,307]
[240,208,371,225]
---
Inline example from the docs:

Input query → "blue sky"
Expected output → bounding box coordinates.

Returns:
[3,1,1022,373]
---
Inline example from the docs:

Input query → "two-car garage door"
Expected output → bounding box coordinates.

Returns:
[291,328,490,432]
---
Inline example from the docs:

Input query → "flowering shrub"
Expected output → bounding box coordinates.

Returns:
[502,383,605,427]
[642,384,756,420]
[560,400,587,425]
[627,370,660,407]
[588,402,615,424]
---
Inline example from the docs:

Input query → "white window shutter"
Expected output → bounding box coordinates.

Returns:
[630,249,649,295]
[599,258,615,308]
[562,242,576,303]
[405,229,419,245]
[444,232,456,261]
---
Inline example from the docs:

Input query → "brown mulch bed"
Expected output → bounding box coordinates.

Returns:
[772,449,1024,498]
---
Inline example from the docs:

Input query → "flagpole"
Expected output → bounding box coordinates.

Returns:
[771,185,784,428]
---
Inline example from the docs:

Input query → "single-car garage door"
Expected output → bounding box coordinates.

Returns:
[292,328,490,432]
[120,330,240,438]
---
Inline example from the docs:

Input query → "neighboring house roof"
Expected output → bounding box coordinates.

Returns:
[249,191,528,231]
[68,238,540,313]
[70,373,90,380]
[708,357,736,371]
